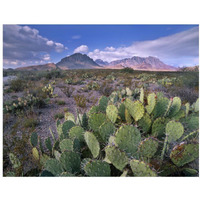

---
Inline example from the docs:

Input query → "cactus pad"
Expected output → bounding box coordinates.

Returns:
[62,120,75,137]
[9,153,21,169]
[88,105,100,116]
[124,99,144,121]
[59,151,81,174]
[115,125,141,157]
[139,137,159,159]
[194,98,199,112]
[106,105,118,123]
[185,103,190,118]
[83,159,111,176]
[84,131,100,158]
[88,113,107,132]
[125,108,132,124]
[45,137,52,153]
[118,103,126,121]
[151,117,166,139]
[130,159,157,177]
[166,121,184,143]
[167,97,181,117]
[30,132,38,147]
[105,145,129,171]
[32,147,40,161]
[98,96,108,112]
[59,139,74,152]
[170,142,199,167]
[139,87,144,103]
[99,122,115,142]
[45,159,64,176]
[138,113,152,133]
[146,93,156,114]
[65,112,75,123]
[68,126,85,142]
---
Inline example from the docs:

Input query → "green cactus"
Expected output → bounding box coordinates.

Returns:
[108,135,118,146]
[82,159,111,176]
[56,123,63,139]
[65,112,75,123]
[130,159,157,177]
[115,125,141,157]
[167,97,181,117]
[193,98,199,112]
[30,132,38,147]
[54,150,61,160]
[9,153,21,169]
[105,145,128,171]
[151,117,166,139]
[170,142,199,167]
[152,97,170,119]
[59,139,74,152]
[59,172,75,177]
[88,113,107,132]
[59,151,81,174]
[118,103,126,121]
[84,131,100,158]
[124,99,144,121]
[62,120,75,137]
[181,130,199,141]
[45,159,64,176]
[98,96,108,112]
[182,168,198,176]
[146,93,156,114]
[45,137,52,153]
[88,105,100,116]
[40,170,54,177]
[82,113,88,130]
[106,105,118,123]
[139,87,144,103]
[125,108,132,124]
[138,113,152,133]
[120,169,129,177]
[126,87,132,96]
[139,137,159,159]
[99,122,115,142]
[166,121,184,143]
[187,116,199,131]
[171,109,185,120]
[39,137,44,154]
[68,126,85,143]
[32,147,40,161]
[185,103,190,118]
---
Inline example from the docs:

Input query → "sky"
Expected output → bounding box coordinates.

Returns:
[3,24,199,68]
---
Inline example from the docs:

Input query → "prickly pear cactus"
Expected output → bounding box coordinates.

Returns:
[59,139,74,152]
[65,112,75,123]
[98,96,108,112]
[166,121,184,143]
[99,122,115,142]
[146,93,156,114]
[105,145,128,171]
[124,99,144,121]
[62,120,75,137]
[88,113,107,132]
[82,159,111,176]
[170,142,199,167]
[32,147,40,161]
[30,132,38,147]
[130,159,157,177]
[68,126,85,142]
[59,151,81,174]
[118,103,126,121]
[106,105,118,123]
[84,131,100,158]
[45,137,52,153]
[139,137,159,159]
[167,97,181,117]
[9,153,21,169]
[125,108,132,124]
[185,103,190,118]
[139,87,144,103]
[115,125,141,157]
[82,113,88,130]
[151,117,166,139]
[45,159,64,176]
[138,113,152,133]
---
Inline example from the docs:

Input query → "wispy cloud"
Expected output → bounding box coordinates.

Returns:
[3,25,67,67]
[72,35,81,39]
[88,27,199,66]
[74,45,89,53]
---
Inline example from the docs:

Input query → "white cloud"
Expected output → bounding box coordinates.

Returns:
[43,54,51,61]
[3,25,67,68]
[74,45,89,53]
[88,27,199,66]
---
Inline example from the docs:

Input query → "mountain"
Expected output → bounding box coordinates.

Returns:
[16,63,57,71]
[108,56,177,71]
[95,59,109,66]
[56,53,99,69]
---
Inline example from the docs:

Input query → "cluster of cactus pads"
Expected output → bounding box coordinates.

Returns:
[26,88,199,177]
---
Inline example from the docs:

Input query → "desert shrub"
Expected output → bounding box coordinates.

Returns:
[57,100,66,105]
[99,81,114,97]
[121,67,134,73]
[54,112,64,120]
[23,118,39,129]
[74,94,87,108]
[62,86,75,97]
[10,79,26,92]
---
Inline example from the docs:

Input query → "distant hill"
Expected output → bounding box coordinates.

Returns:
[56,53,99,69]
[107,56,177,71]
[179,65,199,72]
[16,63,57,71]
[95,59,109,66]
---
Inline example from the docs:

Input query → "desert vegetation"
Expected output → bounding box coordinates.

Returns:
[3,68,199,176]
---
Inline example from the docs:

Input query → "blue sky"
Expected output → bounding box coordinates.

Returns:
[3,24,199,68]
